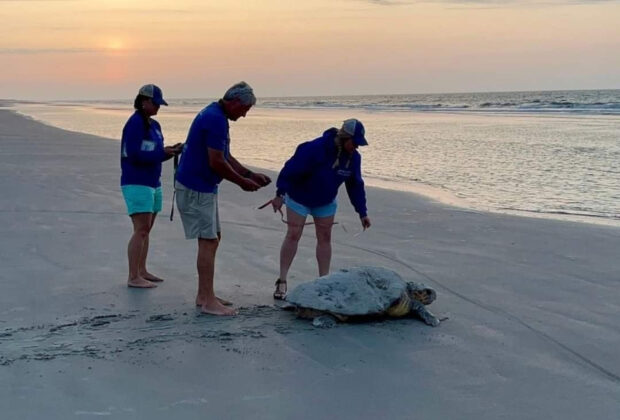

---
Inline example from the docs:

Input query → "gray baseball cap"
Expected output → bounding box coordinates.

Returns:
[139,84,168,106]
[341,118,368,146]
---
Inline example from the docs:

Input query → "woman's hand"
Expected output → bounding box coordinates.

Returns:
[271,196,284,213]
[163,146,177,157]
[360,216,371,230]
[164,143,184,157]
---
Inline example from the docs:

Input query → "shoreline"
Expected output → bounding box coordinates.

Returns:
[8,106,620,229]
[6,106,620,229]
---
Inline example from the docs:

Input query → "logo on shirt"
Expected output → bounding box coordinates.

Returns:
[336,169,352,177]
[141,140,156,152]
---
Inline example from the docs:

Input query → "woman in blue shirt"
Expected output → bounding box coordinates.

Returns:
[120,84,182,288]
[270,119,372,299]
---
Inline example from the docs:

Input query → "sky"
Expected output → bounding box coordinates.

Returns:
[0,0,619,100]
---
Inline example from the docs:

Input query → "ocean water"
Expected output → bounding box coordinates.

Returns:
[7,89,620,226]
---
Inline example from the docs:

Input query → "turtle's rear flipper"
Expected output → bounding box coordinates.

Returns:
[410,300,440,327]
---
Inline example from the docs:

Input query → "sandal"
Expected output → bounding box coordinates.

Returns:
[273,278,287,300]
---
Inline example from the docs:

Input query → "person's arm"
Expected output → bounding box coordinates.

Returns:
[271,142,317,213]
[228,154,271,186]
[163,142,184,161]
[275,142,316,198]
[345,155,370,228]
[152,121,178,162]
[122,118,168,164]
[200,113,261,191]
[208,148,261,191]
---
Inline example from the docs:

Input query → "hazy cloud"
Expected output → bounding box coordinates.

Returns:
[0,48,103,55]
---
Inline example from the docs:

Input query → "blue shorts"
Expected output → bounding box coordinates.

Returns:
[121,185,163,215]
[285,195,337,218]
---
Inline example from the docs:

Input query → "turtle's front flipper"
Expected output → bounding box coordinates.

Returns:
[312,315,338,328]
[278,302,297,311]
[409,300,440,327]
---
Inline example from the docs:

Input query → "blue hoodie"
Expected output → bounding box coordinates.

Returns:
[120,111,170,188]
[276,128,367,218]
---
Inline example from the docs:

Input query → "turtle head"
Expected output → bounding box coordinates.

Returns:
[406,282,436,305]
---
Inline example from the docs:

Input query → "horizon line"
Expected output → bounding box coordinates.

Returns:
[3,87,620,104]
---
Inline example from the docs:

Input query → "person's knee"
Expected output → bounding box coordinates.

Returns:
[285,226,304,242]
[198,238,219,250]
[314,222,333,243]
[133,225,150,240]
[316,230,332,244]
[131,214,153,237]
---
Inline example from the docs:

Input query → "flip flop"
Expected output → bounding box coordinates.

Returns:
[273,278,287,300]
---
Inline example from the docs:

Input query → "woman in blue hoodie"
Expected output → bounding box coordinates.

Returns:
[120,84,182,288]
[270,119,372,299]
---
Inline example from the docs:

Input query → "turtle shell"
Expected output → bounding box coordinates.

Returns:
[286,266,407,316]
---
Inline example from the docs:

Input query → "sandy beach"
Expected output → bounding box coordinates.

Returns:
[1,108,619,419]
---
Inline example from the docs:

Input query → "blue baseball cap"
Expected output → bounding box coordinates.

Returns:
[139,84,168,106]
[341,118,368,146]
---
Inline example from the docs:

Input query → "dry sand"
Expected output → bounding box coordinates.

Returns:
[1,109,619,419]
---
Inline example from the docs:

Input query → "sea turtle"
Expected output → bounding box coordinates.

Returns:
[283,266,440,328]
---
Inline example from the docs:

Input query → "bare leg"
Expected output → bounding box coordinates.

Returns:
[314,215,334,276]
[196,236,236,316]
[194,233,233,306]
[139,213,164,282]
[127,213,156,288]
[277,208,307,296]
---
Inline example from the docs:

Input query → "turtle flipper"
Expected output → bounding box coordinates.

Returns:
[409,300,440,327]
[279,302,297,311]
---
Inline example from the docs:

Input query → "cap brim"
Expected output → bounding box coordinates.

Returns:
[355,136,368,146]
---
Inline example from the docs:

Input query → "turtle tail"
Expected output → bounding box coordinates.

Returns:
[386,292,411,318]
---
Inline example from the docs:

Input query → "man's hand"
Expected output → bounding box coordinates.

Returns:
[250,172,271,187]
[271,196,284,213]
[240,178,261,191]
[360,216,371,230]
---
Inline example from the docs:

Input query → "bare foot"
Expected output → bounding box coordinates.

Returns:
[216,297,233,306]
[128,277,157,288]
[201,299,237,316]
[141,271,164,282]
[196,296,233,306]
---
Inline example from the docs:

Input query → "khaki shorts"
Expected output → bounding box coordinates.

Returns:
[175,182,220,239]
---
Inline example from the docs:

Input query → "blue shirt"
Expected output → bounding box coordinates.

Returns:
[120,111,167,188]
[176,102,230,193]
[276,128,368,217]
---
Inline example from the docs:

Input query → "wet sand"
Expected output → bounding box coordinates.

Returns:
[1,109,619,419]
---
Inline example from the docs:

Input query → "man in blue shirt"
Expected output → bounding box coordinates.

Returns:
[175,82,271,316]
[270,119,372,299]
